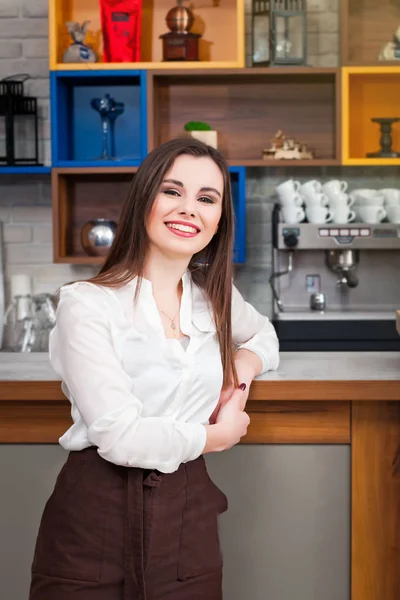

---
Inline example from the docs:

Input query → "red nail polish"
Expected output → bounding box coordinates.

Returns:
[239,383,246,391]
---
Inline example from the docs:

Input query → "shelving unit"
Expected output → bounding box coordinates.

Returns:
[52,166,246,265]
[49,0,245,71]
[42,0,400,264]
[341,66,400,165]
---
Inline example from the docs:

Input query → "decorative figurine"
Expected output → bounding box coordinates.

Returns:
[366,117,400,158]
[262,129,314,160]
[63,21,98,64]
[378,25,400,61]
[90,94,125,160]
[184,121,218,148]
[160,0,201,61]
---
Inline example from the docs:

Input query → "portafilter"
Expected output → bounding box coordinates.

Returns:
[325,249,360,288]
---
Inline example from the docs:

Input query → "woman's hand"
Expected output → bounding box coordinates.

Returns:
[203,390,251,453]
[208,351,257,424]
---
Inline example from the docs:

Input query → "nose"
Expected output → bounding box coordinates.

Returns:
[178,194,197,217]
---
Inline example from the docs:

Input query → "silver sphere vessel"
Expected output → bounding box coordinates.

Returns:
[81,218,117,257]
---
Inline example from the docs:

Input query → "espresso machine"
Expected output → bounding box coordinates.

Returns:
[270,205,400,351]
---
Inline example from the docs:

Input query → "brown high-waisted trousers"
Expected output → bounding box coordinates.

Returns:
[29,447,228,600]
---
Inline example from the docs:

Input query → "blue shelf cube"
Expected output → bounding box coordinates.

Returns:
[230,166,246,264]
[50,70,147,168]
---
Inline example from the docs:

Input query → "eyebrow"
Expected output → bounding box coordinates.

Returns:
[162,178,222,198]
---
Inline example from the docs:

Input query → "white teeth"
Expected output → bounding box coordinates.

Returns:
[166,223,198,234]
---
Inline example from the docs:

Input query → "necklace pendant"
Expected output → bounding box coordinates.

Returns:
[171,322,177,330]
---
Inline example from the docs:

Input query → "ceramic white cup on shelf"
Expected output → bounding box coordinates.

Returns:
[322,179,348,199]
[358,206,386,223]
[276,179,301,202]
[328,193,355,208]
[331,207,356,223]
[303,193,329,207]
[306,206,333,224]
[386,206,400,223]
[281,206,305,224]
[277,193,303,207]
[350,190,385,206]
[379,188,400,205]
[299,180,322,200]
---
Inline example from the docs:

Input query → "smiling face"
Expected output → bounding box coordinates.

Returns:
[146,154,224,261]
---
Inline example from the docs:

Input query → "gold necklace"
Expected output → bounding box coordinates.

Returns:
[159,308,179,330]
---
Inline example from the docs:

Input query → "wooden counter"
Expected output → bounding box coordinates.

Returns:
[1,351,399,600]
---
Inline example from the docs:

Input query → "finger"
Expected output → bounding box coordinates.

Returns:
[229,389,247,410]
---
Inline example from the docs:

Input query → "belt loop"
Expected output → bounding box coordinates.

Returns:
[124,467,147,600]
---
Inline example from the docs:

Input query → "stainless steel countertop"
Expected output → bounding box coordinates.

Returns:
[1,352,399,382]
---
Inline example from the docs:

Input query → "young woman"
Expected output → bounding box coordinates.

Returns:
[29,138,279,600]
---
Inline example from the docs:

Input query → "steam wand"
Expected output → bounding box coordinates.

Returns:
[269,251,294,312]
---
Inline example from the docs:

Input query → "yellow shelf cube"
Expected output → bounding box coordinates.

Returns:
[49,0,245,71]
[342,66,400,165]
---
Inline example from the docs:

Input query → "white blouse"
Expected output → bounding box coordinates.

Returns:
[50,271,279,473]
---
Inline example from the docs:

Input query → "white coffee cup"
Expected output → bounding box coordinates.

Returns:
[278,193,303,207]
[350,190,385,206]
[300,180,322,200]
[281,206,305,224]
[306,206,333,224]
[328,193,355,208]
[358,206,386,223]
[379,188,400,205]
[322,179,348,198]
[386,206,400,223]
[303,193,329,207]
[276,179,301,202]
[331,207,356,223]
[384,197,400,207]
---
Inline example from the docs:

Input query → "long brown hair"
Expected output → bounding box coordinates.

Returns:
[83,138,238,387]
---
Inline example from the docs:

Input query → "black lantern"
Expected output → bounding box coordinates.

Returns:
[0,74,41,167]
[252,0,307,67]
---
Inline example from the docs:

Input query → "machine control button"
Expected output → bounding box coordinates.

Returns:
[360,228,370,236]
[350,228,359,236]
[319,228,329,237]
[283,233,298,248]
[329,229,339,236]
[340,228,349,236]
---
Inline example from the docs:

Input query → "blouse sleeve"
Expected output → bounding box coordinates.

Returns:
[231,285,280,374]
[49,287,206,474]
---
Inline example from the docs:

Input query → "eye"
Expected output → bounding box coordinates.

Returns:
[162,188,181,197]
[198,196,216,204]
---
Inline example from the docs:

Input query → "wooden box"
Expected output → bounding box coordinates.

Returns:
[50,71,147,168]
[342,66,400,165]
[148,68,341,167]
[341,0,400,66]
[52,166,246,264]
[49,0,245,71]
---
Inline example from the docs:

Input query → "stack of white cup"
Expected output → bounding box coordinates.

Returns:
[298,179,333,224]
[350,188,400,224]
[275,179,305,224]
[321,179,355,224]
